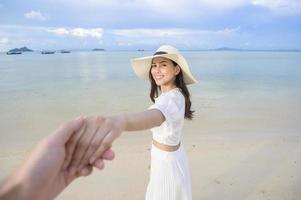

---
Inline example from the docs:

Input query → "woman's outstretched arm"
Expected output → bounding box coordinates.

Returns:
[122,109,164,131]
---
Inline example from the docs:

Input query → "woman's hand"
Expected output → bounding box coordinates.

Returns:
[66,115,126,174]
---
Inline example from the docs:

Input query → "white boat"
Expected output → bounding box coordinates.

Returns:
[6,51,22,55]
[41,51,55,54]
[60,50,70,53]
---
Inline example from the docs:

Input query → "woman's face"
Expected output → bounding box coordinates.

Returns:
[151,57,180,88]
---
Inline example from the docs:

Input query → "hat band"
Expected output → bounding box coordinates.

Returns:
[153,51,167,56]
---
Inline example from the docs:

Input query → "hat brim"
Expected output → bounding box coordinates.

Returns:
[131,53,198,85]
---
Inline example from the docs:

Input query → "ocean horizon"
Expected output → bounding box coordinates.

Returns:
[2,47,301,54]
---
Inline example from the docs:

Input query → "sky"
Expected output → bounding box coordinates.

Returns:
[0,0,301,51]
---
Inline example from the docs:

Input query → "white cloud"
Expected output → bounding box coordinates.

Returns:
[112,29,186,37]
[143,0,301,14]
[117,42,132,46]
[0,25,104,40]
[139,0,189,12]
[55,0,301,15]
[48,28,69,35]
[48,28,103,39]
[251,0,301,15]
[216,27,241,35]
[70,28,103,39]
[24,10,50,21]
[112,27,240,37]
[111,27,242,49]
[198,0,248,9]
[0,37,9,44]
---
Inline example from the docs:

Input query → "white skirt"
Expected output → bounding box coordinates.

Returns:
[145,143,192,200]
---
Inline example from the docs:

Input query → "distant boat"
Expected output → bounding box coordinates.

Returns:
[92,48,104,51]
[60,50,70,53]
[137,49,144,51]
[41,51,55,54]
[6,51,22,55]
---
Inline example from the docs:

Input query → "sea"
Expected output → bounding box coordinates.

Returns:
[0,50,300,148]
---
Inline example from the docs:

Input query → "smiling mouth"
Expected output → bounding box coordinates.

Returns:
[154,75,164,80]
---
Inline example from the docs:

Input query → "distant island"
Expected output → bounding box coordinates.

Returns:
[207,47,301,52]
[92,48,104,51]
[8,46,33,52]
[211,47,243,51]
[6,46,33,55]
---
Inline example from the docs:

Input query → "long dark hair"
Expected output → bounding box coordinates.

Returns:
[149,59,194,120]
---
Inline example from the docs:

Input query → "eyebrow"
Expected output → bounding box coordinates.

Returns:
[151,61,168,64]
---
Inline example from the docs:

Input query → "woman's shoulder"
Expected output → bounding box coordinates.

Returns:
[163,88,184,99]
[158,88,185,108]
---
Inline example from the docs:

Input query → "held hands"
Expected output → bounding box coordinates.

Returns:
[0,111,162,200]
[0,115,125,200]
[64,115,126,175]
[0,117,116,200]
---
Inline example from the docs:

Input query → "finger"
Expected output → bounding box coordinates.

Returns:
[49,116,85,146]
[83,149,114,173]
[89,130,116,164]
[68,117,101,173]
[93,158,105,170]
[77,120,110,170]
[64,163,92,184]
[62,120,87,170]
[102,148,115,161]
[78,165,93,177]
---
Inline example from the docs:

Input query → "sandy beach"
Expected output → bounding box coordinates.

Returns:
[1,127,300,200]
[52,127,300,200]
[3,127,300,200]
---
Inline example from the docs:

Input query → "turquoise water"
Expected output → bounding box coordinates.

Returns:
[1,51,300,93]
[0,51,301,143]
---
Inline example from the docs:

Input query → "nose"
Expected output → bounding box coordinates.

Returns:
[152,64,160,73]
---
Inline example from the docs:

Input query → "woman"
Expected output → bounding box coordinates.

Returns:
[67,45,197,200]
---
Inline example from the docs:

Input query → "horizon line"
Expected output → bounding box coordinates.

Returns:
[2,46,301,53]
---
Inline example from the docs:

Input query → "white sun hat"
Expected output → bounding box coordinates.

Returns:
[130,45,198,85]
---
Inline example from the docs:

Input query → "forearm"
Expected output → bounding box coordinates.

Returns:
[0,141,56,200]
[121,109,164,131]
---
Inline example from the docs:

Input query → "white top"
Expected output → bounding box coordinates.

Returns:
[148,88,185,146]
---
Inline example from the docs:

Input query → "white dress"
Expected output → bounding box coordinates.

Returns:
[145,88,192,200]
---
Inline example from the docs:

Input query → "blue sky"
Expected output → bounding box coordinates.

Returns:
[0,0,300,51]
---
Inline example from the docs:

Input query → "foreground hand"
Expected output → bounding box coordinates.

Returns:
[0,116,115,200]
[67,116,125,174]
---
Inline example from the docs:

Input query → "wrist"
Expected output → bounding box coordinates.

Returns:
[0,172,31,200]
[115,114,127,132]
[108,114,127,133]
